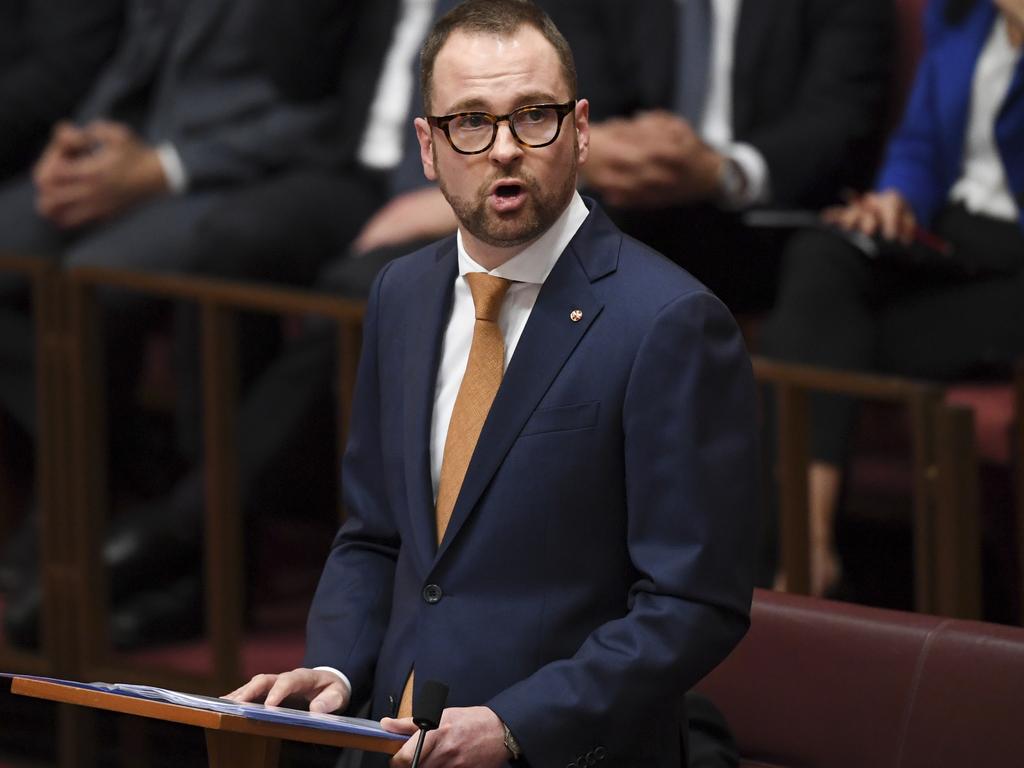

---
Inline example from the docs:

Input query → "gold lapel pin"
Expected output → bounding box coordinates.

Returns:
[569,309,583,323]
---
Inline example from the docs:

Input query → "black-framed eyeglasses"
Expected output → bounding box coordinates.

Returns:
[427,100,576,155]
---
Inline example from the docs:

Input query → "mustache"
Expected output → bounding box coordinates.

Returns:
[477,169,539,197]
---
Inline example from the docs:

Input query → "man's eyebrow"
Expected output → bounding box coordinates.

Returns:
[442,92,564,114]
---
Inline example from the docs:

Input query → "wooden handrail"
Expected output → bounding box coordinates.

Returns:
[754,355,981,618]
[63,265,366,695]
[68,266,366,321]
[752,355,942,402]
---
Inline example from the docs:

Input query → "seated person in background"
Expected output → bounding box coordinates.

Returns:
[0,0,351,648]
[578,0,893,314]
[0,0,124,180]
[760,0,1024,596]
[228,5,758,768]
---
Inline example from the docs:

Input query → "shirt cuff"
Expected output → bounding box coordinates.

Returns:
[720,142,770,209]
[156,143,188,194]
[313,666,354,706]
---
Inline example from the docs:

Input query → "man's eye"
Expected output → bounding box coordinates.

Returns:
[519,108,547,123]
[456,114,490,130]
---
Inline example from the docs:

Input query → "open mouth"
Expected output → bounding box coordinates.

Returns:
[490,181,526,212]
[494,183,522,198]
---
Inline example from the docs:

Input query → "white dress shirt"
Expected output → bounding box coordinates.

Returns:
[949,15,1022,222]
[679,0,771,206]
[357,0,437,171]
[430,191,590,495]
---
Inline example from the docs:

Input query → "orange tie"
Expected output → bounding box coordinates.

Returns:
[398,272,511,718]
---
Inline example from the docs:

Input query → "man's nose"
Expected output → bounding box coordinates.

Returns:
[488,121,523,165]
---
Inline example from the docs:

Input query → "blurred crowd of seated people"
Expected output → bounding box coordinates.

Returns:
[3,0,955,652]
[762,0,1024,599]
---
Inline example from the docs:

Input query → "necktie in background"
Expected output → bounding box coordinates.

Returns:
[398,272,512,717]
[676,0,713,126]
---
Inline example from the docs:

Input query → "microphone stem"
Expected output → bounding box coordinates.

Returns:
[410,727,428,768]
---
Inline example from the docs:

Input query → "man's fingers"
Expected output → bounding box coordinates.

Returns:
[224,673,279,703]
[52,122,90,152]
[263,674,305,707]
[388,730,432,768]
[380,716,418,735]
[308,685,347,714]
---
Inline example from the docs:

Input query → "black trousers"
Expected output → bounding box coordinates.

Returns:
[762,204,1024,465]
[753,205,1024,585]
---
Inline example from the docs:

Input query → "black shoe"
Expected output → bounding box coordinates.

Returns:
[2,574,206,652]
[110,574,204,650]
[103,494,202,601]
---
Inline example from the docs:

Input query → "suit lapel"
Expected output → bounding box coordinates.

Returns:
[995,16,1024,222]
[731,0,773,133]
[938,1,997,186]
[434,208,619,562]
[403,240,458,568]
[171,0,227,69]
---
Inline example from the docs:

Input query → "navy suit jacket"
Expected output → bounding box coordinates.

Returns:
[877,0,1024,231]
[305,202,759,767]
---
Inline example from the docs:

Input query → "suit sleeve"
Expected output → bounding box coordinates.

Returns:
[744,0,894,206]
[487,290,759,766]
[303,262,401,708]
[0,0,124,176]
[874,0,953,225]
[176,0,397,185]
[252,0,397,106]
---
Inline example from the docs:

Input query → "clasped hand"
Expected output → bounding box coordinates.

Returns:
[33,120,169,229]
[226,668,509,767]
[582,111,723,208]
[821,189,917,244]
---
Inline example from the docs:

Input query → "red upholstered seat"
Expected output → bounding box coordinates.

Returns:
[696,589,1024,768]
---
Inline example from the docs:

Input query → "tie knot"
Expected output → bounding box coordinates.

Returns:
[465,273,511,322]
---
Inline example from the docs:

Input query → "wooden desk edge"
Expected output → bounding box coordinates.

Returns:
[11,678,402,755]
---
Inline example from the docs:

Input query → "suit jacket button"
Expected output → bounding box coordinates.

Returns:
[422,584,443,604]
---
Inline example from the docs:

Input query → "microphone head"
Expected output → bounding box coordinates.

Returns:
[412,680,449,730]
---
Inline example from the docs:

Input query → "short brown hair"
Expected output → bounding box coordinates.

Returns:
[420,0,577,114]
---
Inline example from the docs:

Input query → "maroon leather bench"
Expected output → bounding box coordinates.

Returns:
[696,588,1024,768]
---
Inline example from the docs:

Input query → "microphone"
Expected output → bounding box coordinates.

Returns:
[410,680,449,768]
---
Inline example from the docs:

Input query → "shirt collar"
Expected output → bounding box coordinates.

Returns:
[456,191,589,283]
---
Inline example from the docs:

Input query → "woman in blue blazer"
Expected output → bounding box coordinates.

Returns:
[761,0,1024,597]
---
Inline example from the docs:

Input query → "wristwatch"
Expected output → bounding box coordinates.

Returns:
[716,156,748,205]
[502,721,523,761]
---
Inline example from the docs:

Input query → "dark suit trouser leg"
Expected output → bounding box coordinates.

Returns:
[0,176,68,436]
[757,212,1024,581]
[173,170,387,459]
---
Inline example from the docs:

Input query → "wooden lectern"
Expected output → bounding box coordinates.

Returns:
[11,677,403,767]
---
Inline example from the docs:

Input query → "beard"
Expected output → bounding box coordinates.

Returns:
[436,145,578,250]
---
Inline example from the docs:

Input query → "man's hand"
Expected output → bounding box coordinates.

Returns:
[33,121,96,188]
[821,189,917,244]
[34,120,169,229]
[224,668,350,714]
[382,706,509,768]
[581,111,723,208]
[352,186,458,255]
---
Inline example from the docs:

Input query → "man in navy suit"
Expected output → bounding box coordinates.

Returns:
[229,2,758,765]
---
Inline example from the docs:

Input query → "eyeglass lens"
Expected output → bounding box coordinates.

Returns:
[449,106,562,152]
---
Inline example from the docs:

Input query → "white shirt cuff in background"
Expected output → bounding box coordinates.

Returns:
[156,143,188,194]
[721,142,770,209]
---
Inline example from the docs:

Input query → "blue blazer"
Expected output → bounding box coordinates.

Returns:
[877,0,1024,230]
[305,202,759,767]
